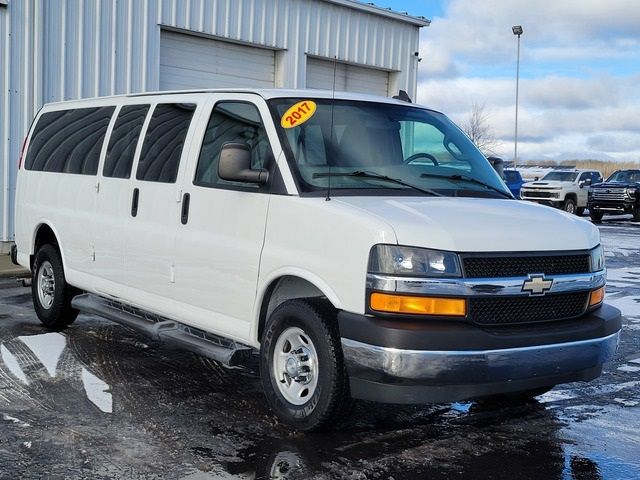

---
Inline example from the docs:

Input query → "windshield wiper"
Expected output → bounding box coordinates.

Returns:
[313,171,443,197]
[419,172,513,199]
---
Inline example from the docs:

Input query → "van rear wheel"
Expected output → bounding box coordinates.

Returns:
[32,244,78,329]
[260,299,353,431]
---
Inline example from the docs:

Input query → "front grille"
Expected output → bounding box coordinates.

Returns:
[592,188,627,202]
[462,254,590,278]
[468,292,589,326]
[522,190,557,199]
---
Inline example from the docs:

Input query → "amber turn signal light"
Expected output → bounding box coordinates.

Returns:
[370,293,466,316]
[589,286,605,307]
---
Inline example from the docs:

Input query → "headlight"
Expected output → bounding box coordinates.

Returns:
[368,245,461,277]
[590,244,605,272]
[627,188,637,198]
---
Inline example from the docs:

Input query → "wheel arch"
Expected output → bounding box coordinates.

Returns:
[254,272,341,344]
[31,222,65,270]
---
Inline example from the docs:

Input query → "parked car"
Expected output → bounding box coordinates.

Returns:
[588,169,640,223]
[520,169,603,215]
[503,169,524,198]
[12,90,620,431]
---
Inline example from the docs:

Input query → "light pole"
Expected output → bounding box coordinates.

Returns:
[512,25,523,169]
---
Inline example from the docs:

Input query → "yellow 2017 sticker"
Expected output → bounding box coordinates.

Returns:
[281,100,317,129]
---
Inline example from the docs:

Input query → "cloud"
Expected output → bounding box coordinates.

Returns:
[587,134,640,153]
[415,1,640,161]
[419,0,640,71]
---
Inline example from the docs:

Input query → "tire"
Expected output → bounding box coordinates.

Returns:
[576,207,585,216]
[562,198,577,214]
[260,298,353,431]
[32,244,79,329]
[633,205,640,222]
[590,211,604,223]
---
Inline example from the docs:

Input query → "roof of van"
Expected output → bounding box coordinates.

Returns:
[41,88,429,109]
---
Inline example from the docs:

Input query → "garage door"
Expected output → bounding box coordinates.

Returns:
[306,57,390,97]
[160,30,275,90]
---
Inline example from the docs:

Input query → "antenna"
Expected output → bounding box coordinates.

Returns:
[326,56,338,202]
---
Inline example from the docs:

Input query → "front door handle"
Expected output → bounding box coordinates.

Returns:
[181,192,190,225]
[131,188,139,217]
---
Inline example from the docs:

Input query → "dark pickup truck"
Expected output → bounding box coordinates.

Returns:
[588,169,640,223]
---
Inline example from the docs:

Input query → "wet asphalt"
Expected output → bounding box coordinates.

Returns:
[0,217,639,480]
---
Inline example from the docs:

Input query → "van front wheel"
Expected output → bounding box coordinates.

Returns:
[260,299,353,431]
[32,244,78,329]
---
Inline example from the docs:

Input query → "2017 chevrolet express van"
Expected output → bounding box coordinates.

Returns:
[13,89,621,431]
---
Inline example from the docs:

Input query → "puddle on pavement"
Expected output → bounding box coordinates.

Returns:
[0,331,113,413]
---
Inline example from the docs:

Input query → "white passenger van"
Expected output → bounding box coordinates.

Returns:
[13,89,621,430]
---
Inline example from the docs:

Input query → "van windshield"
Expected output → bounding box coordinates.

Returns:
[269,99,510,198]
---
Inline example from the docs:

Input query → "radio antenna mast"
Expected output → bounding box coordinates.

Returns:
[326,56,338,202]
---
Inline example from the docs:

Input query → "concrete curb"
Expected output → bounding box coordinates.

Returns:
[0,254,30,279]
[0,270,30,279]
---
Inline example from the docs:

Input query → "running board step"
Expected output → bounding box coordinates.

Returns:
[71,293,253,367]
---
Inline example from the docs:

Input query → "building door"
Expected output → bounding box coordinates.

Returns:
[160,30,276,90]
[306,57,390,96]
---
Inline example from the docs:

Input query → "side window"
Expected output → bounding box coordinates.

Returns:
[593,172,603,183]
[579,172,590,183]
[136,103,196,183]
[103,104,150,179]
[194,102,273,188]
[25,106,115,174]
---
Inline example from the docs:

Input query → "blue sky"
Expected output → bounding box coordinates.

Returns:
[371,0,640,162]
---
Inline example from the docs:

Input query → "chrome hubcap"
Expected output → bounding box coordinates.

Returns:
[37,261,55,309]
[272,327,319,405]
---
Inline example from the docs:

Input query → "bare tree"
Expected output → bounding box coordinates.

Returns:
[463,102,502,157]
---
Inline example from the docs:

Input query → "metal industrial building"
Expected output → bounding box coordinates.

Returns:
[0,0,428,251]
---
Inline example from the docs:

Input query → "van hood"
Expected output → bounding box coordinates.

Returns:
[334,196,599,252]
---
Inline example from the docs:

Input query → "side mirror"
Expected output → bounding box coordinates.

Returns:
[218,142,269,184]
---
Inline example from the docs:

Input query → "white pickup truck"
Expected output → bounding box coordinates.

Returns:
[13,90,621,430]
[520,169,603,215]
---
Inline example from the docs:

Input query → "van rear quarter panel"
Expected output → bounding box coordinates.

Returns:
[18,170,96,286]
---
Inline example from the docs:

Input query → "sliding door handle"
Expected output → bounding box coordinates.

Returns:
[181,192,190,225]
[131,188,139,217]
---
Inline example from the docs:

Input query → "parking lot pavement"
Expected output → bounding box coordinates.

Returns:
[0,218,639,480]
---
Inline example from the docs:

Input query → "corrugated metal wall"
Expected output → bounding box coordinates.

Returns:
[0,0,424,244]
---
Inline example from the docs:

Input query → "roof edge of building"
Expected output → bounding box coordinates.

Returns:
[321,0,430,26]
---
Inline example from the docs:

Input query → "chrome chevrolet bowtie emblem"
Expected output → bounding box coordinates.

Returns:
[521,274,553,296]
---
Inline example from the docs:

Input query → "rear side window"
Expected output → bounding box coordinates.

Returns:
[103,104,150,179]
[25,107,115,174]
[194,102,273,188]
[136,103,196,183]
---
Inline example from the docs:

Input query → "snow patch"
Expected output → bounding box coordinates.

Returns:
[618,365,640,373]
[2,414,30,427]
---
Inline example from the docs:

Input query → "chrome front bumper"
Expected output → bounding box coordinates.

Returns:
[342,332,619,385]
[338,304,622,404]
